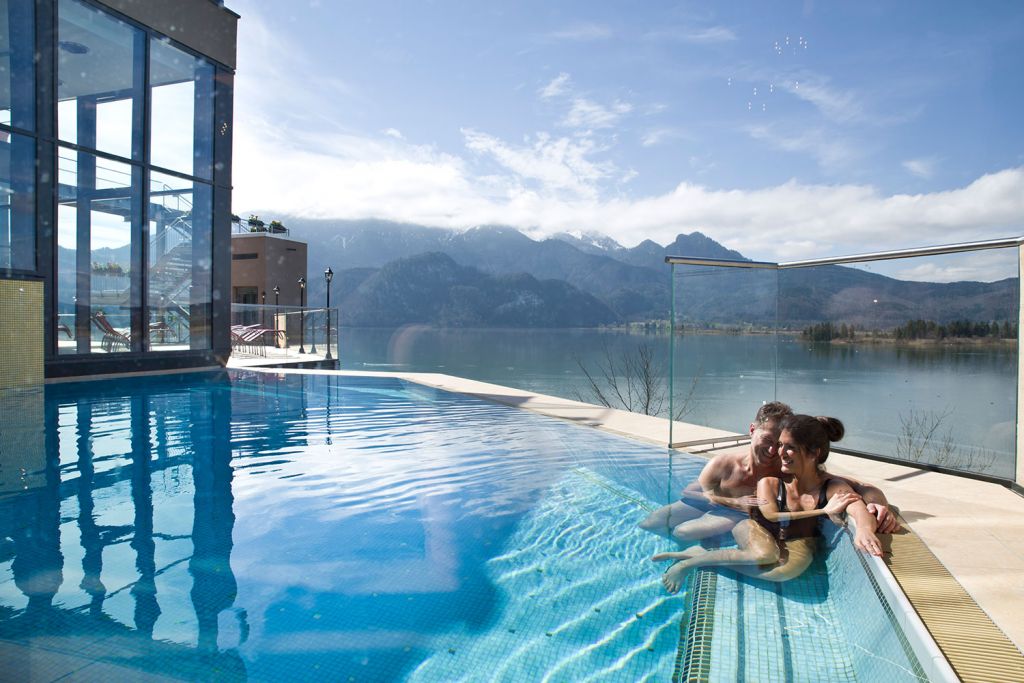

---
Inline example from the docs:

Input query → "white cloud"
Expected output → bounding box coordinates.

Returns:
[562,97,632,129]
[641,127,689,147]
[745,124,859,170]
[646,26,738,44]
[462,129,615,198]
[234,115,1024,277]
[383,128,405,140]
[680,27,737,44]
[539,72,571,99]
[892,250,1018,283]
[780,76,862,124]
[903,158,936,179]
[546,23,611,41]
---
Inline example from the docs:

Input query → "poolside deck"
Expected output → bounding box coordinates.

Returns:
[262,368,1024,678]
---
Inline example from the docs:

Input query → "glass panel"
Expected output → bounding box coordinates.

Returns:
[57,0,141,160]
[150,38,214,179]
[147,171,211,351]
[0,131,35,270]
[57,146,136,354]
[777,249,1018,479]
[670,264,778,433]
[0,0,35,130]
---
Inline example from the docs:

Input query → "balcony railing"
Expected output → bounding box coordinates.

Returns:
[231,222,291,237]
[230,303,337,362]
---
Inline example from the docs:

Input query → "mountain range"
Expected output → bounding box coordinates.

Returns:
[271,218,1016,329]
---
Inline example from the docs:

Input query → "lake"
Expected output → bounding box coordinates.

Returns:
[336,327,1017,480]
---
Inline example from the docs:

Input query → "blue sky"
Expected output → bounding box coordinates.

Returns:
[229,1,1024,278]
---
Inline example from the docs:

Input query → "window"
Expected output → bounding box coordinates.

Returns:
[56,149,137,354]
[148,171,212,351]
[150,38,215,179]
[0,0,35,131]
[0,131,34,270]
[49,0,222,358]
[57,0,143,161]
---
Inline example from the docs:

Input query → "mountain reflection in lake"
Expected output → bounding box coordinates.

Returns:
[338,327,1016,479]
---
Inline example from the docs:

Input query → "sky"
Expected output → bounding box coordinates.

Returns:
[228,0,1024,280]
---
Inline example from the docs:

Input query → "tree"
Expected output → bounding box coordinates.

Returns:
[572,342,699,419]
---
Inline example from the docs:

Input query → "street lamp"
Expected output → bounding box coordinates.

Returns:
[273,285,281,344]
[324,266,334,361]
[298,277,306,354]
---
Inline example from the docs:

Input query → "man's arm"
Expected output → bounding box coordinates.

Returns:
[678,458,725,505]
[830,474,901,533]
[682,457,764,513]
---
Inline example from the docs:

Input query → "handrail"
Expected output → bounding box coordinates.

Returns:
[662,256,778,268]
[666,236,1023,269]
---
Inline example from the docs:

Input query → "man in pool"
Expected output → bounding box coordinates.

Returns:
[638,401,899,543]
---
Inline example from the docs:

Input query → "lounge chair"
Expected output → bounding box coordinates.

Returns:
[92,312,131,352]
[230,324,284,357]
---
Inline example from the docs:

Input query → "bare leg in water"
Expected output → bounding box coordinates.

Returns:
[652,520,782,593]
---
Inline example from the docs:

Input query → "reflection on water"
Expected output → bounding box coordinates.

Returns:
[0,374,246,681]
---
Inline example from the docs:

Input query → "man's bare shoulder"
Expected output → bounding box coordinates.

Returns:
[702,451,745,474]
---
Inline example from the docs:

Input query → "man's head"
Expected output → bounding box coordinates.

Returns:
[749,401,793,465]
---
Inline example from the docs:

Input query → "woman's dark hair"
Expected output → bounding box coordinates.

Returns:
[779,414,844,464]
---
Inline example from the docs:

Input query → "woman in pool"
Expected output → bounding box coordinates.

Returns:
[653,414,883,593]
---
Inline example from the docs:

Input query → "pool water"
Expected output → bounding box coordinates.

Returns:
[0,370,927,681]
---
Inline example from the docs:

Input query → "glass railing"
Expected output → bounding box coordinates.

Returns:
[230,222,291,237]
[668,238,1020,482]
[230,304,338,362]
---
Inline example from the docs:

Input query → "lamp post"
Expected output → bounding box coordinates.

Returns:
[261,290,266,328]
[324,266,334,361]
[298,277,306,354]
[309,280,318,355]
[273,285,281,346]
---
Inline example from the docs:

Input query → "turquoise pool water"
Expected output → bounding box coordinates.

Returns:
[0,370,927,681]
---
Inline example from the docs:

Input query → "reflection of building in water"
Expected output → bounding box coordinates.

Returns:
[130,394,160,637]
[5,412,63,627]
[0,387,45,493]
[190,384,243,655]
[0,381,246,680]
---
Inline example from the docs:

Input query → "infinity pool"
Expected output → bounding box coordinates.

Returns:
[0,370,928,681]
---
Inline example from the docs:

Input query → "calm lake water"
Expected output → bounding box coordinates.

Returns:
[336,327,1017,479]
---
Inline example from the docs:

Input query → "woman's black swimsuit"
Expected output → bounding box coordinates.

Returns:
[751,478,833,540]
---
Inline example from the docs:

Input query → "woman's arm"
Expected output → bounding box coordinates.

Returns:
[827,480,883,556]
[756,477,860,523]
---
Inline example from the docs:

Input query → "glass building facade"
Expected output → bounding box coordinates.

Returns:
[0,0,236,375]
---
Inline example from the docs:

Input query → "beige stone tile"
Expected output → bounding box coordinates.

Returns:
[925,537,1024,571]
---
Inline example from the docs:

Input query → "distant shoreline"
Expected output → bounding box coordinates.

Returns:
[605,323,1018,347]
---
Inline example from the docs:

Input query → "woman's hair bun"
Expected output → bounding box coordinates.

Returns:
[815,416,844,443]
